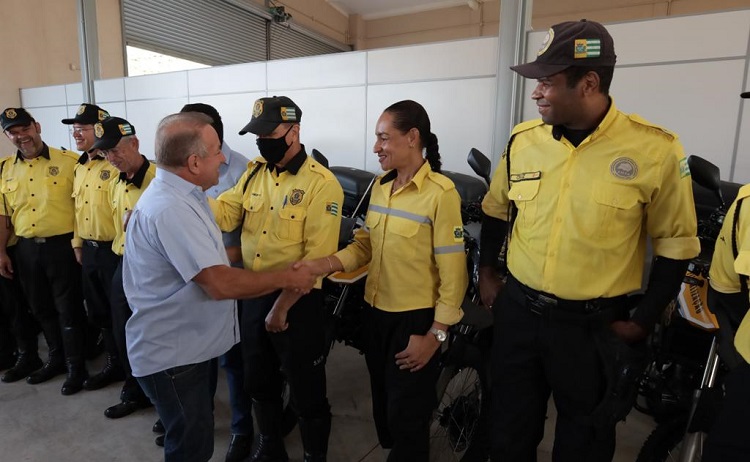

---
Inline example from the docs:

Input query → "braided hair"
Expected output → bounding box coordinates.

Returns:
[384,100,442,173]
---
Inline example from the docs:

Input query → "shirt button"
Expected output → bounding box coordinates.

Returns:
[256,253,261,258]
[262,231,267,234]
[270,206,274,210]
[517,194,522,199]
[276,183,279,186]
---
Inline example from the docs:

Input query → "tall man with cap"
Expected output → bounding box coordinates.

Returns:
[88,116,155,419]
[211,96,343,462]
[478,20,699,460]
[63,103,125,393]
[180,103,254,462]
[123,112,317,462]
[0,107,88,395]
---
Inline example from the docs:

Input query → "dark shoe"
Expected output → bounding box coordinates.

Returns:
[104,400,153,419]
[155,434,164,447]
[83,355,124,390]
[1,355,43,383]
[250,399,288,462]
[0,355,15,371]
[226,434,254,462]
[61,327,88,396]
[152,419,165,434]
[26,358,65,384]
[299,415,331,462]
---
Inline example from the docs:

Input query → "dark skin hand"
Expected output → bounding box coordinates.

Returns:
[610,320,648,344]
[478,266,504,310]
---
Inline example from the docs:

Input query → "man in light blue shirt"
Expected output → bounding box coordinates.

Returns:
[123,112,315,462]
[180,103,254,461]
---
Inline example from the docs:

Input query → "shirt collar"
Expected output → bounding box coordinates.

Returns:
[264,145,307,175]
[119,155,150,188]
[15,143,50,163]
[551,97,616,144]
[77,150,104,165]
[378,161,430,192]
[156,167,203,196]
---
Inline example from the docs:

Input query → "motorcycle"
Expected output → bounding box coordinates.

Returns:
[635,155,742,462]
[311,148,494,462]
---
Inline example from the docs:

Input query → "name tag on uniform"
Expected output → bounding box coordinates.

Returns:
[510,171,541,182]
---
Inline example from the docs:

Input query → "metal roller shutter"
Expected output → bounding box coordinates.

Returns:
[269,23,345,60]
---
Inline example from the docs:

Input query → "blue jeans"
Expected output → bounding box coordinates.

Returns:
[219,343,254,435]
[138,360,214,462]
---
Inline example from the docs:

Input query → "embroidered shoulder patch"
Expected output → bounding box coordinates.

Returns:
[325,201,339,217]
[453,226,464,243]
[679,158,691,178]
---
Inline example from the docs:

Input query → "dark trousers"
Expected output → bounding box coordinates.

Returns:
[138,360,215,462]
[363,305,440,462]
[490,275,626,462]
[111,259,148,403]
[703,360,750,461]
[0,246,37,356]
[707,287,747,370]
[219,299,253,435]
[81,241,119,329]
[15,234,85,330]
[242,290,329,419]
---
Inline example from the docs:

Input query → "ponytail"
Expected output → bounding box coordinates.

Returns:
[424,132,441,173]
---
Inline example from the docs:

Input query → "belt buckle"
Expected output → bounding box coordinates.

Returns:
[33,237,46,244]
[89,240,99,248]
[527,293,556,315]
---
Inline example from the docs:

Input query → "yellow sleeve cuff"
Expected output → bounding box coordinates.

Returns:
[434,301,464,326]
[71,237,83,248]
[652,236,700,260]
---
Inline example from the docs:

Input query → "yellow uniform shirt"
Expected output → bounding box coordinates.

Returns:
[211,151,343,286]
[109,158,156,256]
[72,153,118,242]
[335,162,467,326]
[0,145,80,242]
[0,156,17,247]
[482,100,699,300]
[709,184,750,294]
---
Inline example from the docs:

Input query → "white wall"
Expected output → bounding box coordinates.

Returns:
[19,9,750,183]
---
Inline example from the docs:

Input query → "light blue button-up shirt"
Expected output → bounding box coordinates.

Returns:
[123,168,239,377]
[207,141,249,249]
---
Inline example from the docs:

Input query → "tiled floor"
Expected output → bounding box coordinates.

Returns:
[0,342,656,461]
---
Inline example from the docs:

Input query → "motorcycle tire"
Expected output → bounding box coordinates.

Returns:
[636,416,689,462]
[430,349,491,462]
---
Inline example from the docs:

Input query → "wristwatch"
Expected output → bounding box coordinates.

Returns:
[429,327,448,343]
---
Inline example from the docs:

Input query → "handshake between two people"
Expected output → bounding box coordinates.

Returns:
[266,256,343,334]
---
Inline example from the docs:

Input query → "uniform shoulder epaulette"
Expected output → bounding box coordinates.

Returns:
[736,184,750,201]
[428,171,457,191]
[626,114,677,141]
[511,119,544,136]
[307,158,337,180]
[51,146,80,161]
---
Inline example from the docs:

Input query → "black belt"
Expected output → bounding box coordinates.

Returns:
[507,273,628,316]
[18,233,73,245]
[83,239,113,248]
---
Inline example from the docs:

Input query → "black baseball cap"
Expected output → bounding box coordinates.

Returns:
[91,117,136,150]
[1,107,35,131]
[511,19,617,79]
[239,96,302,136]
[62,103,110,125]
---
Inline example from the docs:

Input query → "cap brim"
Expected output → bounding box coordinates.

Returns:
[61,118,76,125]
[91,138,119,151]
[2,120,31,131]
[510,62,571,79]
[741,92,750,99]
[238,119,280,136]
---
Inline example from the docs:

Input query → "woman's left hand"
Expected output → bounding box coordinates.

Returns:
[395,334,441,372]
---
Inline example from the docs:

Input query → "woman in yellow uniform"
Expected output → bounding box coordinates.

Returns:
[300,100,467,461]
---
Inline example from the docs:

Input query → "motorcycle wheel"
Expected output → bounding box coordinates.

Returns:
[636,416,690,462]
[430,364,489,462]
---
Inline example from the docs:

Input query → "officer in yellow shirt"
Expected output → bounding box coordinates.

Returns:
[211,96,343,462]
[703,91,750,462]
[0,107,88,396]
[478,21,699,461]
[91,116,156,420]
[0,154,40,384]
[63,103,124,393]
[298,100,468,462]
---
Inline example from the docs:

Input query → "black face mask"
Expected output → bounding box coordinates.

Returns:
[257,125,294,165]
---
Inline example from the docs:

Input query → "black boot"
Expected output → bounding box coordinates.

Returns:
[250,399,289,462]
[61,327,88,395]
[26,321,65,385]
[85,321,104,360]
[299,414,331,462]
[2,332,42,383]
[225,434,254,462]
[83,329,124,390]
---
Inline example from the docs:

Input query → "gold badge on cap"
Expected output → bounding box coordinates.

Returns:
[94,123,104,138]
[253,100,264,118]
[537,28,554,56]
[289,188,304,206]
[100,170,111,181]
[48,166,59,176]
[610,157,638,180]
[5,109,17,119]
[77,105,86,115]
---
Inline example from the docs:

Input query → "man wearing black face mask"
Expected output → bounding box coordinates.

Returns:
[210,96,343,462]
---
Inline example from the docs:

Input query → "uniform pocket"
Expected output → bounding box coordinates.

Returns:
[276,207,306,242]
[508,180,540,227]
[592,182,643,238]
[386,217,421,260]
[242,195,265,234]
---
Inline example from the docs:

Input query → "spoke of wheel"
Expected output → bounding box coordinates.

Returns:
[429,367,482,462]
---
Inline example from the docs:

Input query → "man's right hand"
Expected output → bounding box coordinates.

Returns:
[0,252,13,280]
[283,264,317,293]
[479,266,504,310]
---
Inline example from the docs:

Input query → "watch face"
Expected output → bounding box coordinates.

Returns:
[432,328,447,342]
